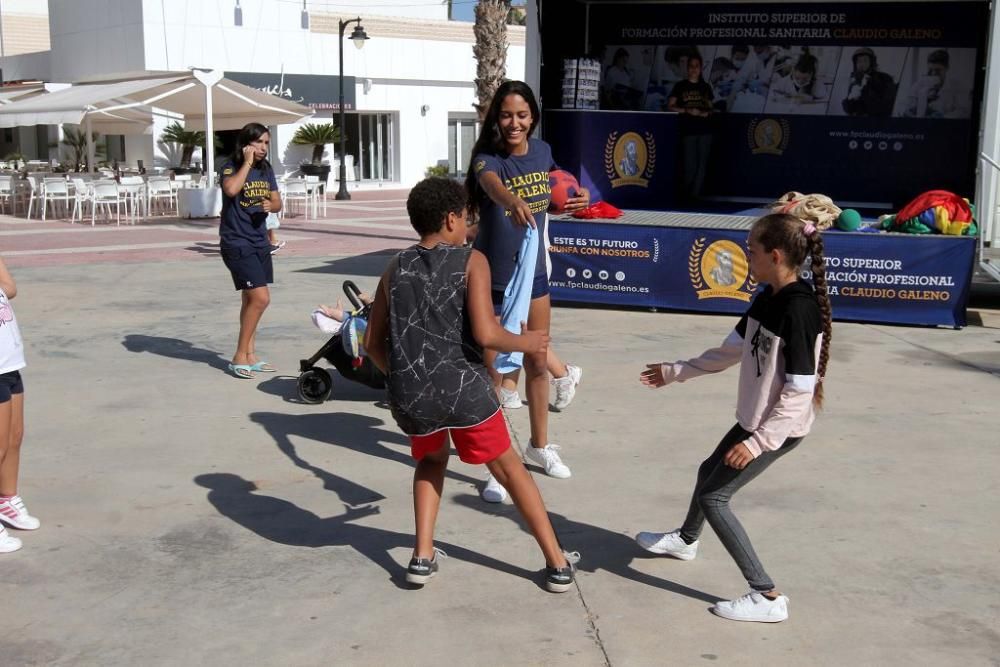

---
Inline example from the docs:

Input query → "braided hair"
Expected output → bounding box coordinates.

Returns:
[751,213,833,407]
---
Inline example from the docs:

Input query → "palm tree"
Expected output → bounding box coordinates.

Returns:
[473,0,511,121]
[60,127,105,172]
[291,123,344,165]
[159,122,221,168]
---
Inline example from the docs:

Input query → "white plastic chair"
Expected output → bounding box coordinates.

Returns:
[281,180,310,220]
[303,175,326,218]
[70,177,93,223]
[91,182,124,226]
[24,176,44,219]
[0,175,17,216]
[118,176,146,222]
[41,178,73,221]
[344,155,356,182]
[146,177,174,216]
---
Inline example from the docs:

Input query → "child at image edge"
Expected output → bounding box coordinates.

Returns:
[636,213,832,623]
[364,177,576,592]
[0,256,41,553]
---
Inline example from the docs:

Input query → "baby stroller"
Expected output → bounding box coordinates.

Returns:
[297,280,386,403]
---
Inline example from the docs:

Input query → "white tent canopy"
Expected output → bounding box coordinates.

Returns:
[0,71,315,174]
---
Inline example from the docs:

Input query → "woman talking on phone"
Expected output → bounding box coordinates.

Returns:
[219,122,282,379]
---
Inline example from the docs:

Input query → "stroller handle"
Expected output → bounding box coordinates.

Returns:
[343,280,365,311]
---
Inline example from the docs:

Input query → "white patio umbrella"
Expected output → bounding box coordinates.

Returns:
[0,71,314,175]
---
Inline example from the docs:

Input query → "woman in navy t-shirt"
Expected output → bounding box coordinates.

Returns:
[464,81,590,490]
[219,122,282,379]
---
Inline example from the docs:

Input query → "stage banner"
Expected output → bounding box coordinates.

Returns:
[543,110,677,210]
[549,220,974,327]
[576,1,989,207]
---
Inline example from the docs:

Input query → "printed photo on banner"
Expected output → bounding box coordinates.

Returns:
[764,46,841,115]
[893,47,975,119]
[828,46,907,117]
[601,46,655,110]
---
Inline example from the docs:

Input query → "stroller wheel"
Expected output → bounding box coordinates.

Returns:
[297,368,333,403]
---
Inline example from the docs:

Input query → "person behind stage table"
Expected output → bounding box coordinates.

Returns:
[218,122,283,379]
[604,47,642,110]
[0,256,41,553]
[363,176,578,593]
[464,80,590,500]
[768,51,826,109]
[901,49,971,119]
[841,47,898,117]
[668,53,715,203]
[635,213,833,624]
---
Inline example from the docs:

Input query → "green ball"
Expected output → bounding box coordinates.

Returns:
[836,208,862,231]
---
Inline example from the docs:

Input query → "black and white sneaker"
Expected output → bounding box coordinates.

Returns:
[545,551,580,593]
[406,547,446,585]
[269,240,286,254]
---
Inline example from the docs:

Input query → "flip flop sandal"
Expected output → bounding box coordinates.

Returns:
[251,361,276,372]
[228,363,256,379]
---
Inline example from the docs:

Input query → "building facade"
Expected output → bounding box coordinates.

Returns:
[0,0,527,188]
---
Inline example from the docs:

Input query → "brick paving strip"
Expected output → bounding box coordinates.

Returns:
[0,190,417,268]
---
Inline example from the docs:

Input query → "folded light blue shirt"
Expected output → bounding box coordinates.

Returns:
[494,226,538,374]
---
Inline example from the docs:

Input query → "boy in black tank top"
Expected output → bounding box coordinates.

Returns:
[365,178,576,593]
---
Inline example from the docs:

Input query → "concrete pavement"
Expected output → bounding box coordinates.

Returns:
[2,198,999,666]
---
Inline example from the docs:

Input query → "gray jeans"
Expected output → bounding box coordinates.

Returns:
[680,423,802,592]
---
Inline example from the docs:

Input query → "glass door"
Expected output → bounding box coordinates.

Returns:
[355,113,394,182]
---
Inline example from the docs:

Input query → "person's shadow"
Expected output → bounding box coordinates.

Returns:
[122,335,229,372]
[194,473,537,589]
[249,411,487,505]
[452,494,723,604]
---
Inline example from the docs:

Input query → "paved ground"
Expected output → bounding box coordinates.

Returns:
[2,197,999,666]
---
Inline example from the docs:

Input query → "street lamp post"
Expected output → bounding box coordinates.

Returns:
[337,17,368,201]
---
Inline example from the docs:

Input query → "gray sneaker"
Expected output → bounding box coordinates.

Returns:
[406,547,447,585]
[545,550,580,593]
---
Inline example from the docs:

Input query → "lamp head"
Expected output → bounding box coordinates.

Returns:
[350,24,368,49]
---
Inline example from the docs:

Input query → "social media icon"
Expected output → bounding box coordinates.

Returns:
[615,271,625,281]
[582,269,592,279]
[598,270,609,280]
[566,268,576,278]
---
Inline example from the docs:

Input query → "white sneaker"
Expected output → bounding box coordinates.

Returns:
[481,474,508,503]
[0,495,40,530]
[635,528,698,560]
[0,525,22,553]
[524,443,572,478]
[712,591,789,623]
[499,387,523,409]
[551,364,582,411]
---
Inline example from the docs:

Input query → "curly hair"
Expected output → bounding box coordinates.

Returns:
[406,177,468,236]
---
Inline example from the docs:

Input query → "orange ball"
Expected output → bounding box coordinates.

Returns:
[548,169,580,214]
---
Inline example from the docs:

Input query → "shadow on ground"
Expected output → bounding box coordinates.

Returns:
[295,250,402,277]
[122,334,229,371]
[452,493,723,604]
[194,472,536,589]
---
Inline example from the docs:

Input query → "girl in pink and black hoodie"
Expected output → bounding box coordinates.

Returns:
[635,213,833,624]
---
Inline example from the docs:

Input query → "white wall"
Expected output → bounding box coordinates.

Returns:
[30,0,527,186]
[47,0,145,82]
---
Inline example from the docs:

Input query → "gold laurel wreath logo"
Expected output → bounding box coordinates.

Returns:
[644,132,657,178]
[689,237,706,289]
[604,131,619,180]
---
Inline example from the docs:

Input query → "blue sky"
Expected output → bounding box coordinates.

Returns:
[450,1,477,22]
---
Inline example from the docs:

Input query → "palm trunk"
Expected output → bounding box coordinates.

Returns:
[473,0,510,122]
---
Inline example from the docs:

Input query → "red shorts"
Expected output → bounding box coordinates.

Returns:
[409,409,509,465]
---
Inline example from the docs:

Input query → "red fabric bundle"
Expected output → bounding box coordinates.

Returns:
[895,190,972,226]
[572,201,623,219]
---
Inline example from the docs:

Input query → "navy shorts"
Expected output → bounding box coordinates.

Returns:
[221,245,273,291]
[492,273,550,315]
[0,371,24,403]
